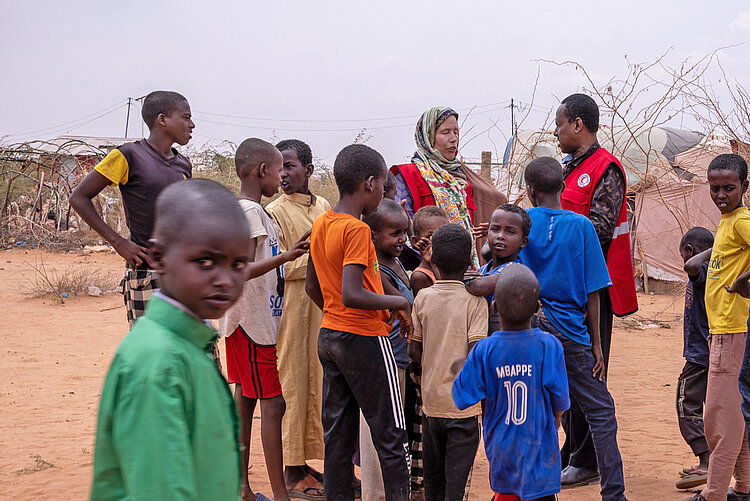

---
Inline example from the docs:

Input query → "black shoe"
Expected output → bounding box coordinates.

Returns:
[728,487,749,501]
[680,493,706,501]
[560,465,600,488]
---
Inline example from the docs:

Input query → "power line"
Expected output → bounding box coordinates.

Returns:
[193,101,509,124]
[58,104,129,136]
[3,100,127,139]
[194,105,510,133]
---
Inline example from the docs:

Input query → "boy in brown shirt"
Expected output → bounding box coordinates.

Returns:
[409,223,488,500]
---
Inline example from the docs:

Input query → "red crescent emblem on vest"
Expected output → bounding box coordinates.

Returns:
[577,173,591,187]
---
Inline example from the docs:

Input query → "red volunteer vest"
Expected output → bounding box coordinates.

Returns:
[391,163,476,223]
[561,147,638,316]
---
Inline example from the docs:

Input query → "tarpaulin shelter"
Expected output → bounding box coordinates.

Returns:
[502,128,748,286]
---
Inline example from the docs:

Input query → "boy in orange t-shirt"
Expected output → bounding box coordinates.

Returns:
[306,144,413,501]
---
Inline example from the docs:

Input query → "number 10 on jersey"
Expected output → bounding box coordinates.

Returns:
[503,380,528,425]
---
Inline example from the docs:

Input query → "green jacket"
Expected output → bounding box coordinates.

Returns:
[90,295,241,500]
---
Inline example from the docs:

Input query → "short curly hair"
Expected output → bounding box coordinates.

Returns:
[276,139,313,166]
[680,227,714,253]
[431,223,472,275]
[333,144,387,195]
[141,91,188,129]
[412,206,449,238]
[561,93,599,133]
[708,153,748,183]
[524,157,564,194]
[494,204,531,238]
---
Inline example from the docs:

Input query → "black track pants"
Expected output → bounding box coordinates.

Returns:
[318,328,410,501]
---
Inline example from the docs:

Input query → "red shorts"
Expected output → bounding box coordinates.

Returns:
[225,327,282,399]
[493,493,555,501]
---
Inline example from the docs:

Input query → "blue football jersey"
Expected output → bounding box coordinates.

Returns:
[453,328,570,499]
[519,207,611,346]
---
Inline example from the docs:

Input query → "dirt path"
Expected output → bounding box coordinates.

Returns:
[0,249,698,500]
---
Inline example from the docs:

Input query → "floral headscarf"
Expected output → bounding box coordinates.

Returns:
[412,107,477,267]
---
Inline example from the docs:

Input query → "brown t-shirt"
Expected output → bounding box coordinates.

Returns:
[95,140,192,249]
[412,280,487,418]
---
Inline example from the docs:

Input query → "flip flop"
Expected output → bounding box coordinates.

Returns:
[676,470,709,490]
[302,466,360,498]
[680,465,702,477]
[304,465,324,484]
[287,473,325,500]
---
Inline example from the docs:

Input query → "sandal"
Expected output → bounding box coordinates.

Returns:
[676,469,708,490]
[304,465,324,484]
[302,466,360,498]
[287,473,325,500]
[680,465,702,477]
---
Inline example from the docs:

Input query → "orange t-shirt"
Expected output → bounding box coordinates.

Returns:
[310,210,389,337]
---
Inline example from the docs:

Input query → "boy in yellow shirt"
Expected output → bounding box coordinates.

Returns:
[683,153,750,501]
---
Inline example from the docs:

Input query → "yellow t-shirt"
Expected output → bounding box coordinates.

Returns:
[706,206,750,334]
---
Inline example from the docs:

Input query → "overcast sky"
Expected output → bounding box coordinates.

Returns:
[2,1,749,165]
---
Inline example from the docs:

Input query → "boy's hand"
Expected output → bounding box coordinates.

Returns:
[114,237,150,268]
[472,222,489,239]
[591,343,606,381]
[463,270,482,282]
[422,241,433,264]
[388,298,413,342]
[285,230,311,261]
[726,278,750,298]
[414,236,431,254]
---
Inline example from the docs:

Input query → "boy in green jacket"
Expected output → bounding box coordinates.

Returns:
[90,179,251,501]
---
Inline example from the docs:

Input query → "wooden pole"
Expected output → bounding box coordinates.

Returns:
[481,151,492,181]
[637,239,649,294]
[30,171,44,223]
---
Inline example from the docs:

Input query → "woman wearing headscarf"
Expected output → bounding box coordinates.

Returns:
[389,107,506,500]
[392,107,506,268]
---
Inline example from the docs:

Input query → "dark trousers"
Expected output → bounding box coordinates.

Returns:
[677,361,710,457]
[318,328,410,501]
[562,288,613,470]
[422,415,479,501]
[405,363,424,493]
[534,314,626,501]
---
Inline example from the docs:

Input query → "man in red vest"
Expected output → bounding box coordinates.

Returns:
[555,93,639,488]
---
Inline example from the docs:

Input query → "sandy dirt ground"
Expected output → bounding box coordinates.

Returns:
[0,249,707,500]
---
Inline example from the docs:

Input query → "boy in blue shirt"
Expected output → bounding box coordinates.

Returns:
[519,156,628,501]
[466,204,530,334]
[453,263,569,501]
[676,227,714,491]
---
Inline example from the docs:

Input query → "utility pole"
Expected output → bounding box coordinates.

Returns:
[135,94,148,138]
[124,97,132,138]
[510,98,516,138]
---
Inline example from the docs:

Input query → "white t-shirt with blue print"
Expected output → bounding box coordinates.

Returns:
[218,199,284,346]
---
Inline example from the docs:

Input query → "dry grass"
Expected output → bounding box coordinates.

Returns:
[22,259,117,304]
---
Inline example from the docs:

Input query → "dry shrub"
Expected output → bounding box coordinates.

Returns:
[23,259,117,304]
